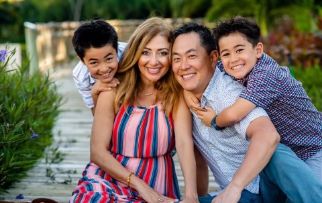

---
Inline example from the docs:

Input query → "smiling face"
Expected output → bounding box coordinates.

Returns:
[138,34,170,85]
[83,44,118,83]
[219,32,263,79]
[172,32,217,98]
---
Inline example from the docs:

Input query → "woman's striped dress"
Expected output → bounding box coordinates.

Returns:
[70,104,180,202]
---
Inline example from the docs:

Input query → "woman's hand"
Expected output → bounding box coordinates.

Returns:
[133,176,177,203]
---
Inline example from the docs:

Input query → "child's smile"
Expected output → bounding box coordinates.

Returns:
[219,32,263,79]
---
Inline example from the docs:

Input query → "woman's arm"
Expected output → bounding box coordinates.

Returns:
[91,91,171,202]
[173,94,198,202]
[194,147,209,196]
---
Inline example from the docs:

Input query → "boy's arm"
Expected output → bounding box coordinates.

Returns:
[183,90,201,109]
[215,98,256,128]
[72,61,96,114]
[91,78,120,115]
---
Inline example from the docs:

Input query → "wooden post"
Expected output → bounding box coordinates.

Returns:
[24,22,39,75]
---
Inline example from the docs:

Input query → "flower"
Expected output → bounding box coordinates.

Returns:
[30,128,40,139]
[16,194,24,199]
[31,132,39,139]
[0,49,7,62]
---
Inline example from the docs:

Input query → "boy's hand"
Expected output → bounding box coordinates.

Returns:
[193,106,216,127]
[91,78,119,107]
[183,90,200,109]
[92,78,119,96]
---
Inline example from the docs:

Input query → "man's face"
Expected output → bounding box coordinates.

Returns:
[172,32,216,97]
[219,32,263,79]
[83,44,118,83]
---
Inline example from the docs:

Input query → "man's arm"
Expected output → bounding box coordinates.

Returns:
[216,98,256,128]
[213,116,280,203]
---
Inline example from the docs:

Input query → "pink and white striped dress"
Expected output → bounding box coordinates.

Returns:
[70,104,180,202]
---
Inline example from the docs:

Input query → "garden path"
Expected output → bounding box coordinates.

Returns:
[1,68,218,203]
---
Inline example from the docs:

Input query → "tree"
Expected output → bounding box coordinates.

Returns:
[68,0,85,21]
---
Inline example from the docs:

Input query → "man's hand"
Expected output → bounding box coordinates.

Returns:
[192,106,216,127]
[212,184,242,203]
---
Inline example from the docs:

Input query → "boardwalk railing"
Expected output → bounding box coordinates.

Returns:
[23,18,204,75]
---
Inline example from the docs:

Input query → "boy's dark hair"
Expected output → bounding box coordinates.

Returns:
[72,19,118,60]
[172,22,217,54]
[213,16,260,51]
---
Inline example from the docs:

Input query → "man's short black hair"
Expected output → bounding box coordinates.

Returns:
[72,19,118,60]
[213,16,260,51]
[172,22,217,54]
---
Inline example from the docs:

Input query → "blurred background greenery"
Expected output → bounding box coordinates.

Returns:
[1,0,322,42]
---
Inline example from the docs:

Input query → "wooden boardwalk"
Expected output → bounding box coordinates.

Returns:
[1,69,218,203]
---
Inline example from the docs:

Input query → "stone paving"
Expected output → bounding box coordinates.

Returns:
[0,69,218,203]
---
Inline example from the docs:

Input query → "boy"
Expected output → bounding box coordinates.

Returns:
[72,19,126,114]
[190,16,322,179]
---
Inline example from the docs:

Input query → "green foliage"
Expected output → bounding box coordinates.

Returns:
[169,0,211,18]
[21,0,72,22]
[1,0,322,42]
[0,2,24,42]
[293,66,322,111]
[206,0,318,36]
[0,50,62,193]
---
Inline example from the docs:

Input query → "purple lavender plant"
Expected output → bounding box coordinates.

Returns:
[30,128,40,139]
[0,49,7,62]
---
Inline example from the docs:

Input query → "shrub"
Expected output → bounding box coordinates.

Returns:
[264,17,322,68]
[293,66,322,111]
[0,49,62,193]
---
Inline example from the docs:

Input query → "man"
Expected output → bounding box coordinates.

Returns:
[171,23,322,203]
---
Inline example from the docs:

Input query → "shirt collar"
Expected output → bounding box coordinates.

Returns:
[200,65,220,107]
[89,74,96,85]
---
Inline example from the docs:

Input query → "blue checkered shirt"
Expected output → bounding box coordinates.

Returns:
[220,53,322,160]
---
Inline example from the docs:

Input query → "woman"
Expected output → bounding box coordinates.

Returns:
[70,17,198,203]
